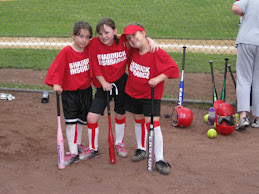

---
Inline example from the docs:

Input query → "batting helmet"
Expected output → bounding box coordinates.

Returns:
[215,102,235,135]
[213,100,225,115]
[171,105,193,127]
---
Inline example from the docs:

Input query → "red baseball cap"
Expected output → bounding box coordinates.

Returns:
[123,25,145,35]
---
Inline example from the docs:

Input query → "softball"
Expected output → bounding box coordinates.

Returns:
[235,113,239,124]
[204,114,209,123]
[207,129,217,139]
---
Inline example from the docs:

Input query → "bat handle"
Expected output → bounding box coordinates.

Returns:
[56,92,60,116]
[182,46,186,71]
[151,87,154,114]
[106,91,110,115]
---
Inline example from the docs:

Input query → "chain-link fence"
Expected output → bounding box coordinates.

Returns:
[0,0,240,103]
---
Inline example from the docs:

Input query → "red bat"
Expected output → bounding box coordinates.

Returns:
[107,92,116,164]
[56,93,65,169]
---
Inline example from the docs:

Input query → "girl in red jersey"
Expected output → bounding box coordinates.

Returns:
[80,18,158,160]
[123,23,179,175]
[45,21,93,167]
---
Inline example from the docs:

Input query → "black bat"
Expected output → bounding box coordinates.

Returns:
[209,60,218,103]
[221,58,229,101]
[147,87,155,172]
[227,64,236,89]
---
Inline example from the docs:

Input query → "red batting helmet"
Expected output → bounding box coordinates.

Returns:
[215,102,235,135]
[171,105,193,127]
[213,100,225,115]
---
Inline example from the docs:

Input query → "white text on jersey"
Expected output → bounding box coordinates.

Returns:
[97,51,127,66]
[129,61,150,79]
[69,59,89,75]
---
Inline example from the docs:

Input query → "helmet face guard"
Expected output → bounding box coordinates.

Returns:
[215,102,235,135]
[171,105,193,128]
[217,115,235,126]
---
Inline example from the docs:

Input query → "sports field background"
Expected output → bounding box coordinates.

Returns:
[0,0,240,103]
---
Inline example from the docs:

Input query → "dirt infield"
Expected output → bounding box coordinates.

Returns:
[0,91,258,193]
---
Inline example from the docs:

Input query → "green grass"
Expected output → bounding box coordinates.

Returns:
[0,49,59,70]
[0,48,237,73]
[0,82,50,90]
[168,52,237,73]
[0,0,239,39]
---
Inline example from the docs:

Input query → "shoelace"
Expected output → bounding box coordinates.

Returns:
[134,149,144,156]
[253,118,258,124]
[158,160,171,168]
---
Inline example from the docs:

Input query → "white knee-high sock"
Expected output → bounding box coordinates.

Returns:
[153,122,164,162]
[77,123,83,145]
[66,124,78,155]
[134,118,147,151]
[115,117,126,145]
[87,122,99,151]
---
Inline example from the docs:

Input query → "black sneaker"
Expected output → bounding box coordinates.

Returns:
[79,148,100,160]
[155,160,171,175]
[77,144,87,154]
[64,153,79,167]
[131,149,147,162]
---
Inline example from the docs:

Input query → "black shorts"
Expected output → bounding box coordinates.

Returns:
[61,87,92,125]
[125,94,161,117]
[89,73,128,115]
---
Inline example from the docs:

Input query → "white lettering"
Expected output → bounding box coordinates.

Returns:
[129,61,150,79]
[97,51,127,66]
[69,59,89,75]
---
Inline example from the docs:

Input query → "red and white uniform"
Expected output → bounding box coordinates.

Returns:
[45,45,92,91]
[125,48,179,100]
[90,37,130,87]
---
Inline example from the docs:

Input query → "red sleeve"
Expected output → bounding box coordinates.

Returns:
[154,49,179,79]
[44,48,67,87]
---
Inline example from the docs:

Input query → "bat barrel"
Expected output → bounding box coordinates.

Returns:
[177,46,186,106]
[147,87,155,171]
[107,91,116,164]
[56,92,65,169]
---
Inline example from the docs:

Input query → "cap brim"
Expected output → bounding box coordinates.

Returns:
[123,25,144,35]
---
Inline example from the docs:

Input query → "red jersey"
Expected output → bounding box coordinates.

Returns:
[90,36,130,88]
[125,48,179,100]
[45,45,92,91]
